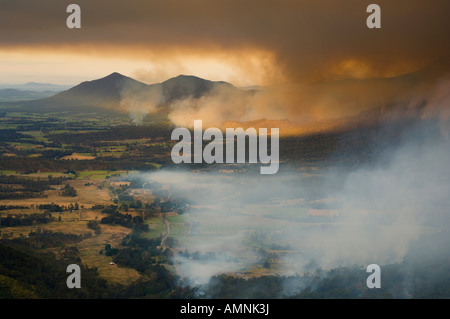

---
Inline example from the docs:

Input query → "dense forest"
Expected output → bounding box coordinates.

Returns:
[0,157,162,174]
[0,213,54,227]
[0,241,110,298]
[0,174,67,199]
[2,229,450,299]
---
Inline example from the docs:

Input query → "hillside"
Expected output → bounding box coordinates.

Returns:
[20,73,244,114]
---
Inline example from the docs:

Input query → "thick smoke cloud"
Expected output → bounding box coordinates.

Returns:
[422,77,450,137]
[1,0,449,83]
[137,78,450,288]
[3,0,449,128]
[140,124,450,288]
[122,65,450,133]
[120,81,164,125]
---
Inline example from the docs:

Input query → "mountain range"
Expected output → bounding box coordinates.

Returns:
[2,55,448,134]
[21,72,244,113]
[0,82,72,102]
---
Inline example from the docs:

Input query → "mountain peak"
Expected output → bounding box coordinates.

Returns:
[173,74,202,80]
[110,72,124,76]
[162,74,234,88]
[102,72,128,80]
[163,74,209,84]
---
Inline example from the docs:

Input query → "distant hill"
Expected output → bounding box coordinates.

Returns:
[0,82,71,102]
[21,73,243,112]
[0,82,71,92]
[0,88,59,102]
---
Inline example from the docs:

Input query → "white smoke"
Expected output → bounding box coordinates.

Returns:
[140,117,450,288]
[120,82,164,125]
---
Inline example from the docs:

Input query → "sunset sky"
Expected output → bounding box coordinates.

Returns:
[1,0,448,86]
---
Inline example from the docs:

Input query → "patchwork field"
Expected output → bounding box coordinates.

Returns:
[0,168,164,286]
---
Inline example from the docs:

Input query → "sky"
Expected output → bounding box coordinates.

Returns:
[1,0,449,86]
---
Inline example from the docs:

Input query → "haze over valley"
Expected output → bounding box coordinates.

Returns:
[1,0,450,299]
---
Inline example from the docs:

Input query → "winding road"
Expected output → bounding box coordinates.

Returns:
[160,219,171,250]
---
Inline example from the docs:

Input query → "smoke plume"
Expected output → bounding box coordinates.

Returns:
[137,77,450,290]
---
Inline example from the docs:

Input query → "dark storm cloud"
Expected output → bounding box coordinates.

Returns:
[1,0,449,82]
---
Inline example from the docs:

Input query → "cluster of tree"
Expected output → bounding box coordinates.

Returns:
[110,185,143,210]
[103,244,119,256]
[129,199,143,209]
[0,156,160,174]
[86,220,101,235]
[121,231,160,251]
[23,228,88,249]
[119,265,176,298]
[40,149,72,159]
[0,174,67,199]
[118,194,133,202]
[113,247,164,273]
[61,183,77,197]
[38,203,63,212]
[149,198,188,214]
[0,241,112,298]
[100,205,118,214]
[100,212,132,228]
[99,212,145,229]
[100,206,147,229]
[0,205,29,211]
[60,245,81,263]
[0,174,66,186]
[0,129,28,142]
[0,213,54,227]
[113,223,173,266]
[0,118,61,132]
[7,142,71,159]
[50,125,172,145]
[36,203,80,212]
[0,188,45,200]
[67,202,80,211]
